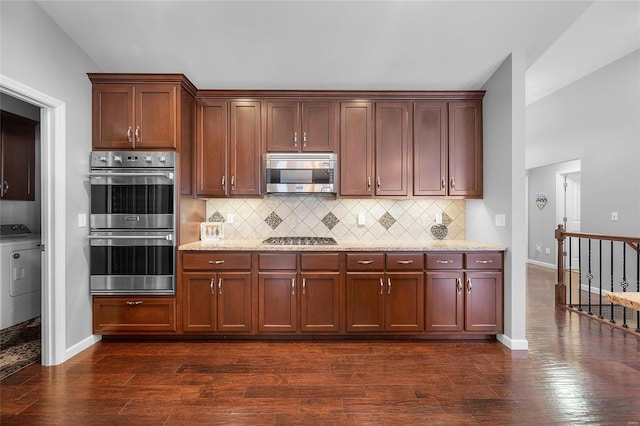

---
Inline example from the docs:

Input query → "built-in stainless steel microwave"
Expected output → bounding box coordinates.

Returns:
[264,153,337,194]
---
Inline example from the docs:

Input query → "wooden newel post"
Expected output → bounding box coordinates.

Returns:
[555,224,566,305]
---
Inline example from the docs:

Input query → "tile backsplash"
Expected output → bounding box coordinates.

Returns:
[205,197,465,241]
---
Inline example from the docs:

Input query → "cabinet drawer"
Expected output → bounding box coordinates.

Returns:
[93,297,176,332]
[386,253,424,270]
[182,252,251,270]
[301,253,340,271]
[259,253,297,270]
[465,253,503,270]
[346,253,384,271]
[426,253,463,270]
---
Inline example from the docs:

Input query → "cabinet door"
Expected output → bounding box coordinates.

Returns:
[196,100,228,196]
[266,101,299,152]
[375,102,409,196]
[258,272,297,333]
[385,273,424,332]
[217,272,252,333]
[134,84,177,149]
[413,101,447,196]
[300,272,340,332]
[182,273,216,332]
[464,271,503,333]
[92,83,134,149]
[229,101,262,195]
[1,111,37,200]
[425,272,463,332]
[302,101,336,152]
[346,273,384,332]
[448,100,482,197]
[340,102,373,196]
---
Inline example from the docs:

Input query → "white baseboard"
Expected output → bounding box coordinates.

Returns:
[65,334,102,361]
[497,334,529,350]
[526,259,556,269]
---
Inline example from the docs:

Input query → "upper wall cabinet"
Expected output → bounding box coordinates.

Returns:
[1,110,38,201]
[339,102,374,196]
[266,100,337,152]
[89,74,197,152]
[375,102,410,197]
[413,100,483,198]
[196,98,262,197]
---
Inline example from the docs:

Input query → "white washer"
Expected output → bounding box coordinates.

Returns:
[0,228,42,329]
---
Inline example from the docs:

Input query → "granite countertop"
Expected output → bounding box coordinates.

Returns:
[179,239,507,252]
[604,292,640,311]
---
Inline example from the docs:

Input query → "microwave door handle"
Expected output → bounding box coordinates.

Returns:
[89,172,174,180]
[87,234,173,241]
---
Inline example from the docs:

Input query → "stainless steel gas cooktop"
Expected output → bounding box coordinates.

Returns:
[261,236,337,246]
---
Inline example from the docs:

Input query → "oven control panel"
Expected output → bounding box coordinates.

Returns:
[90,151,175,168]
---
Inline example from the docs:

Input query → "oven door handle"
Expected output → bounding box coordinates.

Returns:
[88,234,173,241]
[89,172,174,180]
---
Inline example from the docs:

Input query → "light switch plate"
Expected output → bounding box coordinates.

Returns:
[495,214,506,227]
[227,213,234,224]
[78,213,87,228]
[357,213,366,226]
[435,213,443,224]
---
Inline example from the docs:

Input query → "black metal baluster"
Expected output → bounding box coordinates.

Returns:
[610,240,615,324]
[587,239,593,315]
[568,237,573,307]
[621,242,628,328]
[598,239,604,319]
[578,238,582,311]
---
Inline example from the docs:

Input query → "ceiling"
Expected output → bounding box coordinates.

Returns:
[37,1,640,102]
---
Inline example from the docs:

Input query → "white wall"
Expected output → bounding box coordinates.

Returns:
[0,2,99,349]
[467,53,528,350]
[527,49,640,238]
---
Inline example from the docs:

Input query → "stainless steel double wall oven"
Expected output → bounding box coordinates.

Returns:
[89,151,176,295]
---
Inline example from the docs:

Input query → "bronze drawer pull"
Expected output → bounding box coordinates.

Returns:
[396,260,413,265]
[476,260,493,264]
[357,260,374,265]
[436,260,453,264]
[209,260,225,264]
[126,300,143,305]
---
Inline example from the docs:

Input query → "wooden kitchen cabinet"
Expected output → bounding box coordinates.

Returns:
[258,272,298,333]
[374,102,410,196]
[425,252,502,333]
[413,100,483,198]
[300,253,341,332]
[196,99,227,197]
[346,252,424,333]
[266,100,337,152]
[1,110,38,200]
[181,252,252,333]
[339,102,374,196]
[91,83,177,150]
[448,100,483,197]
[92,296,176,334]
[195,99,261,197]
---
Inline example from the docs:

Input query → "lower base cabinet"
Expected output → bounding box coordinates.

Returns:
[258,272,298,332]
[300,272,340,332]
[182,272,252,333]
[93,296,176,334]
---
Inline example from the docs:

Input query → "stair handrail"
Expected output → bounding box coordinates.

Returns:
[554,224,640,304]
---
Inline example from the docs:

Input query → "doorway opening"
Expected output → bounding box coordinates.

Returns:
[1,74,67,366]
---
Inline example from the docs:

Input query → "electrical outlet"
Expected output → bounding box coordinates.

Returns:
[545,247,551,255]
[226,213,234,224]
[357,213,366,226]
[536,244,542,253]
[435,213,443,224]
[495,214,506,227]
[78,213,87,228]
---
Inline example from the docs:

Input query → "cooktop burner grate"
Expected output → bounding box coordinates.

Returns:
[262,236,337,246]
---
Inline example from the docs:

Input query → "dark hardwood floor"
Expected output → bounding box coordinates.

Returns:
[2,264,639,425]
